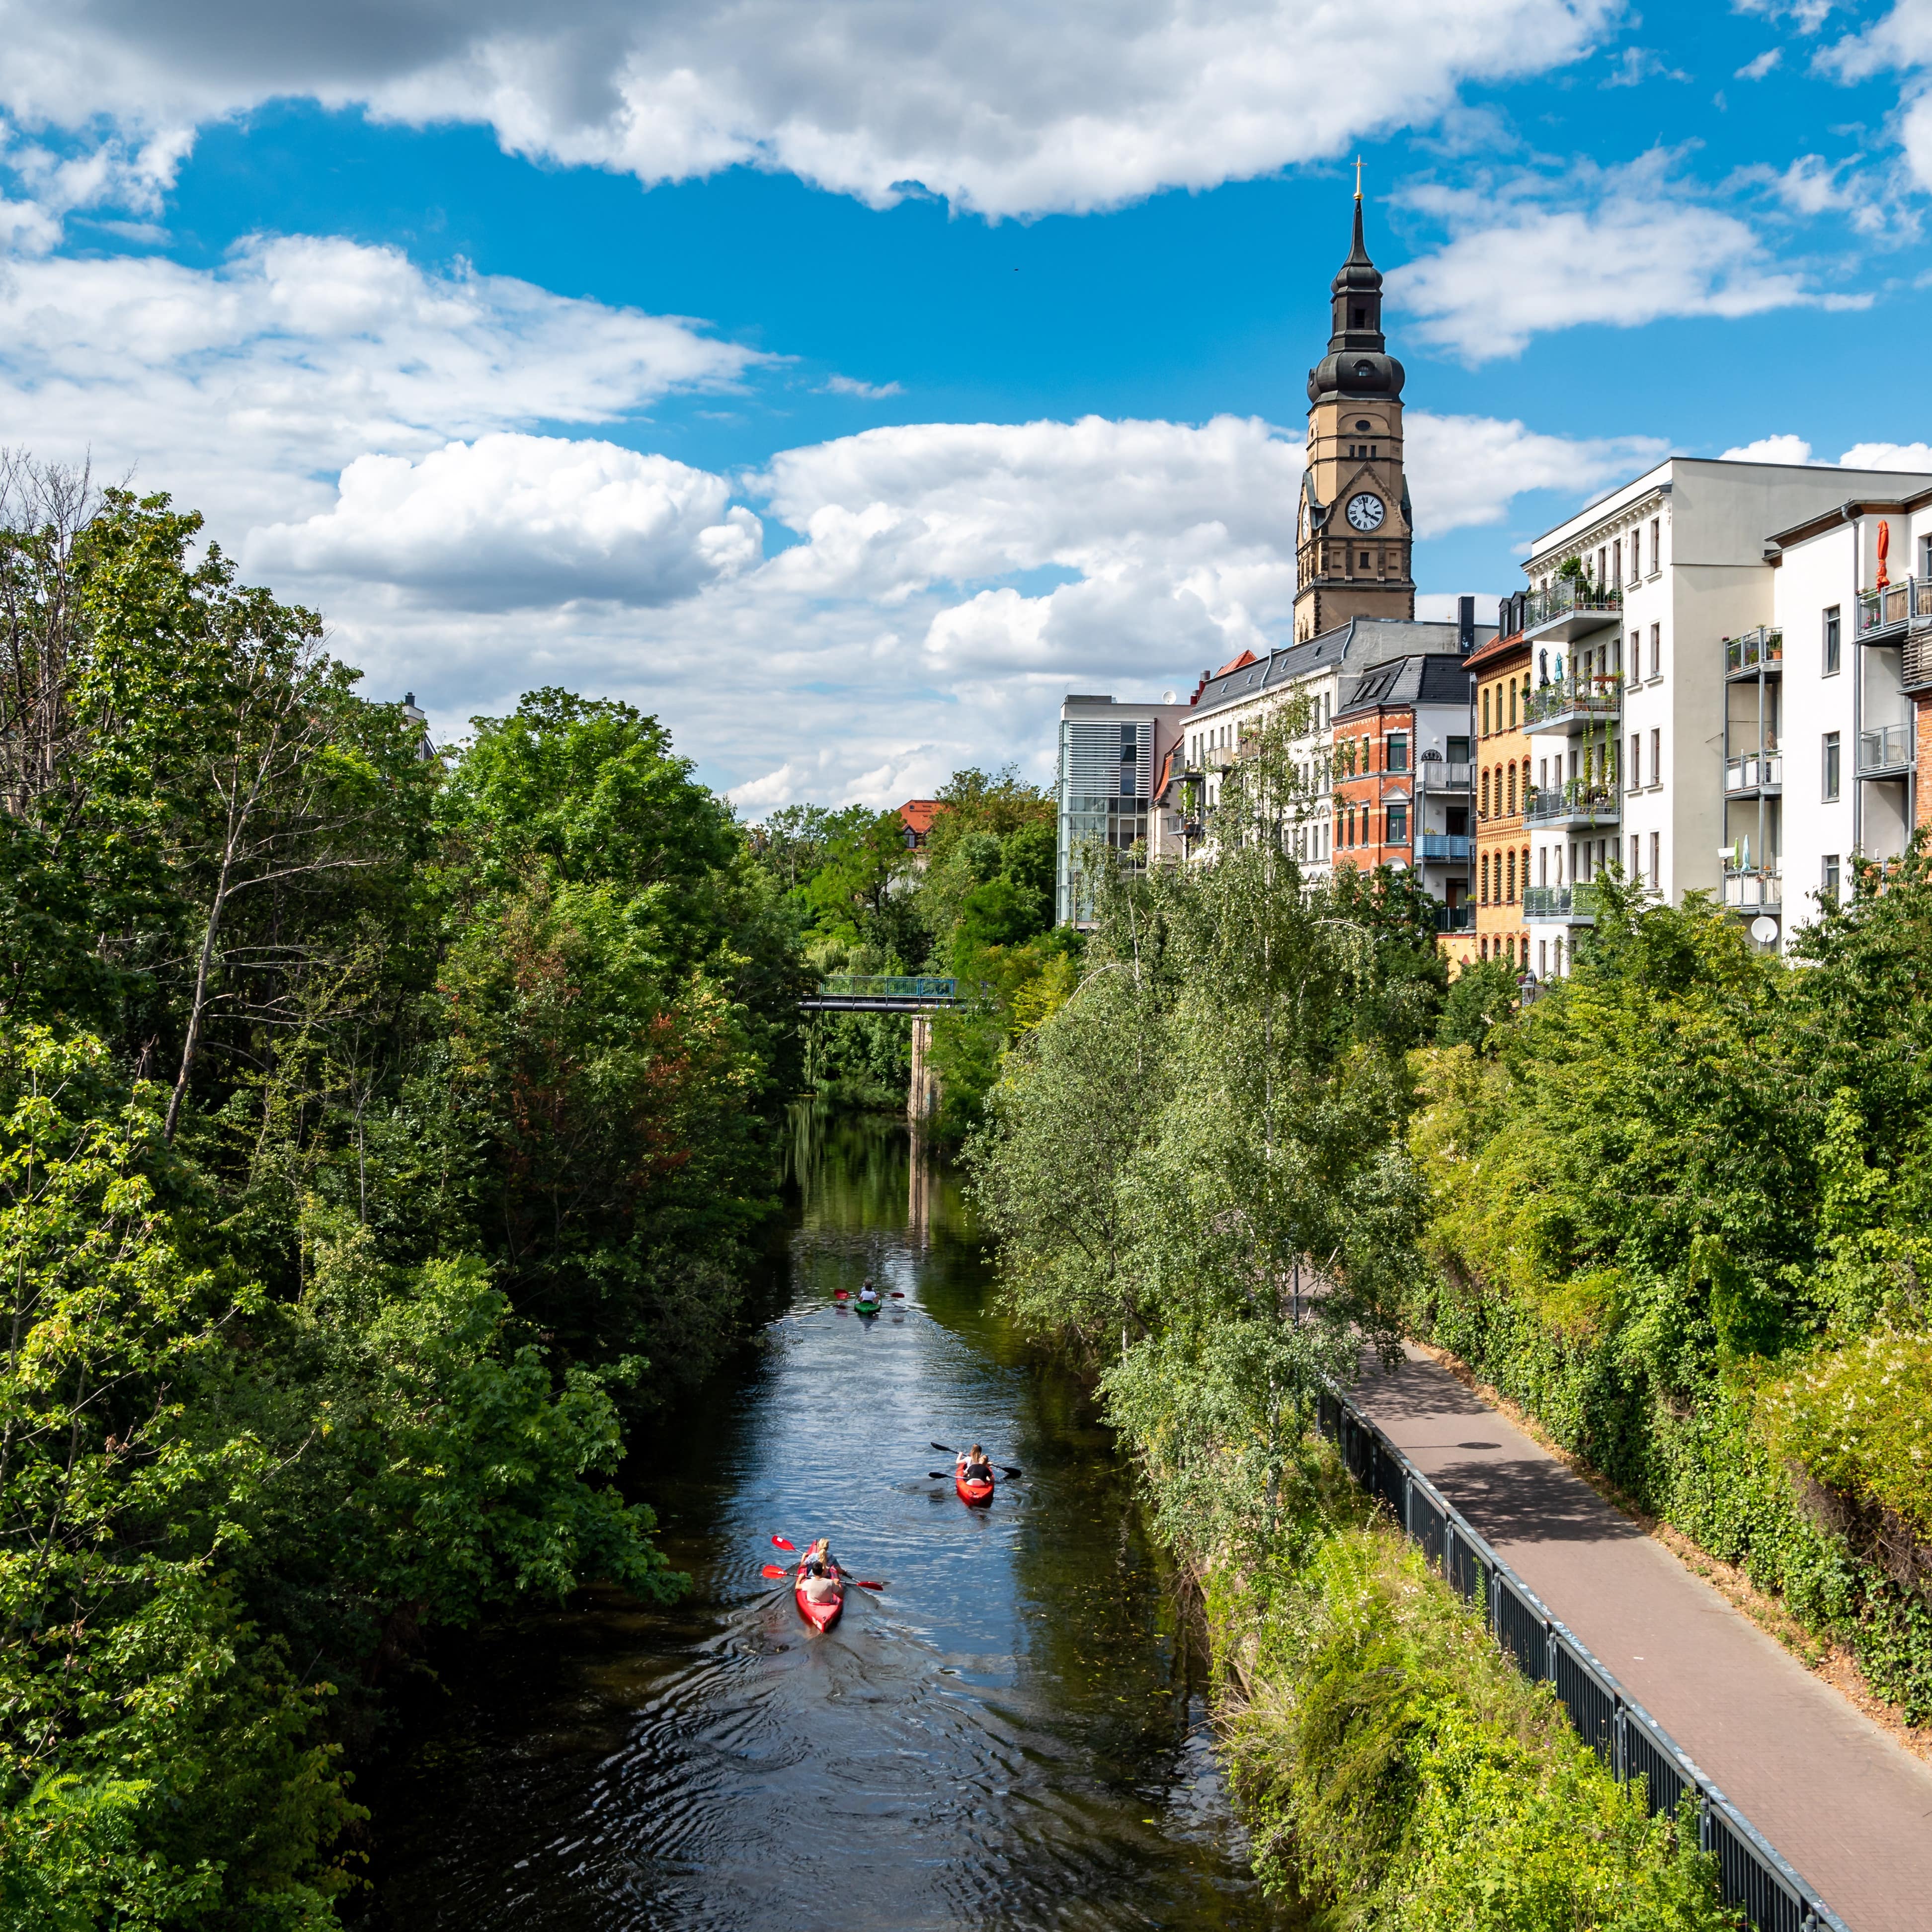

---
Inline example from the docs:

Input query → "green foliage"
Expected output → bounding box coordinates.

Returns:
[1434,959,1518,1054]
[0,467,803,1921]
[1410,858,1932,1721]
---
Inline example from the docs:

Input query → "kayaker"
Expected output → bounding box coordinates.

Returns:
[799,1560,840,1606]
[958,1445,993,1483]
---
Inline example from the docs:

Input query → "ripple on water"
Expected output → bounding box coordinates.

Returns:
[362,1110,1282,1932]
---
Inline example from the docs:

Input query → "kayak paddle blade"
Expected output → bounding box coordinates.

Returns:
[771,1536,796,1551]
[930,1441,954,1454]
[761,1564,789,1579]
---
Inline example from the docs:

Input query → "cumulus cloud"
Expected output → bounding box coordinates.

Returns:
[0,0,1618,220]
[248,435,762,609]
[1736,48,1783,79]
[1721,433,1817,462]
[1839,439,1932,470]
[1390,164,1861,359]
[0,233,760,530]
[1821,4,1932,193]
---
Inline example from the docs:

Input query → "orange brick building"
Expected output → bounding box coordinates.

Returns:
[1470,625,1531,971]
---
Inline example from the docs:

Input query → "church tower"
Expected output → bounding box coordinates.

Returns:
[1293,186,1416,641]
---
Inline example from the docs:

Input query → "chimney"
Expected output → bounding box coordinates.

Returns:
[1457,596,1475,655]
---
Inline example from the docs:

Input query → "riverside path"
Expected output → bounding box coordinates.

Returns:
[1353,1346,1932,1932]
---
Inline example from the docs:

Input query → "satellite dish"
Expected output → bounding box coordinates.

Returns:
[1750,916,1778,946]
[1161,689,1178,705]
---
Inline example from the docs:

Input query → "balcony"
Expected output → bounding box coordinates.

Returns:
[1724,627,1782,677]
[1434,904,1475,933]
[1522,577,1623,644]
[1418,832,1474,861]
[1725,750,1783,796]
[1417,759,1473,792]
[1523,676,1622,732]
[1523,882,1603,925]
[1859,722,1915,776]
[1525,782,1620,828]
[1721,869,1782,913]
[1856,577,1932,643]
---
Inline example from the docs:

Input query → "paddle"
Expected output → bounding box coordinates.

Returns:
[768,1538,886,1590]
[930,1442,1024,1478]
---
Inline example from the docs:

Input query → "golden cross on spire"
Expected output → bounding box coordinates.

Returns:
[1353,156,1364,199]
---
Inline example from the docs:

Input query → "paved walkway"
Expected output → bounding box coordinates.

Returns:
[1353,1347,1932,1932]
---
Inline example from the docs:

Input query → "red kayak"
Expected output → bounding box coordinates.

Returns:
[955,1468,995,1507]
[794,1561,845,1631]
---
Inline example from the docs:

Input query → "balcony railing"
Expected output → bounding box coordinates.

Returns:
[1523,882,1603,924]
[1525,783,1619,826]
[1523,677,1622,730]
[1724,627,1783,675]
[1721,869,1782,912]
[1523,578,1622,634]
[1725,751,1783,793]
[1418,832,1474,861]
[1856,577,1932,640]
[1859,723,1914,775]
[1434,904,1475,933]
[1417,760,1474,792]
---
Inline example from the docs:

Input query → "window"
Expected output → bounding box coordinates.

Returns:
[1358,550,1370,567]
[1538,848,1547,886]
[1650,728,1661,788]
[1630,834,1641,881]
[1823,853,1841,902]
[1823,730,1842,801]
[1539,939,1548,977]
[1480,769,1490,817]
[1447,736,1470,763]
[1387,732,1410,773]
[1509,683,1518,729]
[1481,688,1491,736]
[1507,849,1517,901]
[1650,831,1659,886]
[1386,803,1409,844]
[1824,606,1842,677]
[1648,518,1660,574]
[1628,631,1641,687]
[1597,546,1607,584]
[1480,853,1490,904]
[1649,623,1661,677]
[1630,732,1641,790]
[1507,765,1518,815]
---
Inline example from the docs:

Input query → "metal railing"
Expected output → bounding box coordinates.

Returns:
[1726,751,1783,793]
[1417,760,1474,792]
[1434,904,1474,933]
[1523,882,1603,923]
[1418,832,1474,861]
[1523,578,1623,632]
[1856,577,1932,639]
[1523,678,1622,728]
[1858,723,1914,774]
[1722,869,1782,911]
[1317,1387,1849,1932]
[1725,627,1783,675]
[816,974,960,1001]
[1525,783,1619,825]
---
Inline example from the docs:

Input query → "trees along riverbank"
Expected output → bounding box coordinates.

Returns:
[0,469,804,1925]
[963,714,1773,1927]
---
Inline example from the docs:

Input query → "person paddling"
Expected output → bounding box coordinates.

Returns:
[958,1444,994,1484]
[799,1559,841,1606]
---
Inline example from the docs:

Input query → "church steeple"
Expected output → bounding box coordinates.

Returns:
[1293,184,1416,643]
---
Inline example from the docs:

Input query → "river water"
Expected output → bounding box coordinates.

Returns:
[364,1109,1275,1931]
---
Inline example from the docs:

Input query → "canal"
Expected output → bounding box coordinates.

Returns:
[362,1108,1275,1930]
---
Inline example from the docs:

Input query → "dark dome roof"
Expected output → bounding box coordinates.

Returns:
[1308,350,1406,403]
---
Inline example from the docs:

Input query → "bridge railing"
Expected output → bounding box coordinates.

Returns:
[816,974,961,1001]
[1316,1384,1849,1932]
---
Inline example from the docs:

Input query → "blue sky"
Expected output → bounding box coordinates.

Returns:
[5,0,1932,805]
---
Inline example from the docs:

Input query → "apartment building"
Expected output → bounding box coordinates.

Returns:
[1770,483,1932,925]
[1518,456,1932,967]
[1055,692,1192,925]
[1470,623,1531,971]
[1332,654,1474,913]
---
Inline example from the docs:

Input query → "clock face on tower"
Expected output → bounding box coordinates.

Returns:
[1346,492,1386,533]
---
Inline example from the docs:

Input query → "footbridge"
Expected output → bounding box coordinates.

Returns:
[800,976,970,1121]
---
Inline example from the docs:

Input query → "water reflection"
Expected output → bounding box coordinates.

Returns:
[361,1107,1275,1930]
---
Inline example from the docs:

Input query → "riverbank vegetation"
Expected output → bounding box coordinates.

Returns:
[0,465,802,1924]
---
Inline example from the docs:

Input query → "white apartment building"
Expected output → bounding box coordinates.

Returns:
[1159,606,1489,880]
[1055,692,1192,925]
[1518,456,1932,963]
[1773,482,1932,921]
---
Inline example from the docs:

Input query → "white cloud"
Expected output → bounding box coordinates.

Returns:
[248,435,762,609]
[1721,433,1816,462]
[1821,4,1932,193]
[1839,439,1932,469]
[1390,166,1861,359]
[1405,413,1667,530]
[0,233,761,531]
[1736,48,1784,78]
[820,375,905,399]
[0,0,1619,221]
